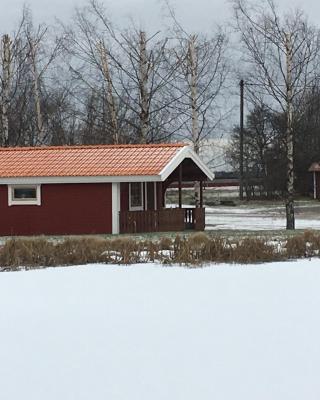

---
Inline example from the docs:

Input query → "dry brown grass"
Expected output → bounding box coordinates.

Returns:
[0,238,55,269]
[110,237,142,264]
[285,230,320,258]
[232,238,281,264]
[0,230,319,270]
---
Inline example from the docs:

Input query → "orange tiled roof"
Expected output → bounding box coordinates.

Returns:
[0,144,186,178]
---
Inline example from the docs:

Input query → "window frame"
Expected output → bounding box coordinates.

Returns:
[8,184,41,206]
[129,182,144,211]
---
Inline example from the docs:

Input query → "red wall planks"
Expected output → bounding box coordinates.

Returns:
[0,183,112,236]
[120,183,129,212]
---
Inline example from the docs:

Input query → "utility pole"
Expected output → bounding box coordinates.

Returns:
[239,79,244,200]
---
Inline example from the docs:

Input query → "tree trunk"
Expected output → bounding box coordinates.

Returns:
[1,34,12,146]
[188,36,200,206]
[98,41,119,144]
[189,36,199,153]
[30,40,44,145]
[139,31,148,143]
[285,33,295,230]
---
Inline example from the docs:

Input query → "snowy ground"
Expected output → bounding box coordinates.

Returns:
[206,202,320,230]
[1,260,320,400]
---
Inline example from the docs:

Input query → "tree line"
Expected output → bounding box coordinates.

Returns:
[228,0,320,229]
[0,1,229,153]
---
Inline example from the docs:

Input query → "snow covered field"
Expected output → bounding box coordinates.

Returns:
[206,203,320,230]
[1,260,320,399]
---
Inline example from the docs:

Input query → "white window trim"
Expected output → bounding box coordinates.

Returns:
[129,182,144,211]
[8,184,41,206]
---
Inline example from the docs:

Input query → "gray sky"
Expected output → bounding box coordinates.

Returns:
[1,0,320,35]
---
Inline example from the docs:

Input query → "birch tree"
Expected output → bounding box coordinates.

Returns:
[97,40,119,143]
[0,35,12,145]
[233,0,320,229]
[165,4,229,155]
[22,8,64,145]
[74,0,176,143]
[0,14,29,146]
[64,4,129,144]
[112,28,173,143]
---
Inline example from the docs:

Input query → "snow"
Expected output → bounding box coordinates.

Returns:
[1,260,320,399]
[206,203,320,230]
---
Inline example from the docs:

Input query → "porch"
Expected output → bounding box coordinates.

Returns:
[117,156,208,234]
[119,207,205,234]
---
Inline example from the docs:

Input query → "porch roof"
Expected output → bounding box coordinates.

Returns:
[0,143,214,184]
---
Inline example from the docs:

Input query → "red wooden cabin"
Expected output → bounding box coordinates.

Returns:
[0,143,213,236]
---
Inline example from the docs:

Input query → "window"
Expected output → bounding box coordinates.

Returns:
[8,185,41,206]
[129,182,143,211]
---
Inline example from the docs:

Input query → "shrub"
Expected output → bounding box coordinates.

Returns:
[232,238,280,264]
[54,237,109,265]
[0,238,55,269]
[110,237,141,264]
[285,235,308,258]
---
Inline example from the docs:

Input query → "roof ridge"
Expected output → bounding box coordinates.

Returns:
[0,143,187,152]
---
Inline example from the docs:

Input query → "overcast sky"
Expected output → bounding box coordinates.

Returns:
[1,0,320,35]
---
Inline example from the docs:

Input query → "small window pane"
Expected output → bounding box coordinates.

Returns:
[13,188,37,200]
[130,183,142,208]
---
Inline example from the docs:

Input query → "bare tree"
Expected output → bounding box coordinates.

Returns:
[22,8,64,145]
[0,13,29,146]
[64,1,175,144]
[62,3,124,144]
[98,26,173,143]
[163,4,229,205]
[97,40,119,143]
[233,0,320,229]
[164,3,229,155]
[1,34,12,146]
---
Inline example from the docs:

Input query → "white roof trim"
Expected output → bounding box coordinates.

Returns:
[159,146,214,181]
[0,175,161,185]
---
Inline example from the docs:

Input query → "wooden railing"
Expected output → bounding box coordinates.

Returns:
[184,208,205,231]
[119,207,205,234]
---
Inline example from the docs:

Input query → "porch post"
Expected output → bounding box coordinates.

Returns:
[154,182,157,210]
[158,182,163,209]
[314,171,317,200]
[200,180,203,208]
[112,182,121,234]
[144,182,147,210]
[179,164,182,208]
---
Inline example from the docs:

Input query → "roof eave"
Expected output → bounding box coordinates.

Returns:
[159,146,214,181]
[0,175,162,185]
